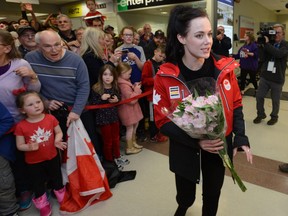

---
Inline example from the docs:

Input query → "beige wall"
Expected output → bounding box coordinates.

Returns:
[233,0,277,52]
[116,13,168,35]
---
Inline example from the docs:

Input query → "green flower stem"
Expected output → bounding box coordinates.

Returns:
[219,135,247,192]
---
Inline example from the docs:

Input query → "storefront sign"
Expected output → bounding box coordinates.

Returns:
[117,0,200,11]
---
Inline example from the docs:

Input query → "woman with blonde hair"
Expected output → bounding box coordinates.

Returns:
[80,27,121,88]
[80,27,121,158]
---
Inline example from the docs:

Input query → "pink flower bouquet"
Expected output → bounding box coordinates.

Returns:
[162,91,247,192]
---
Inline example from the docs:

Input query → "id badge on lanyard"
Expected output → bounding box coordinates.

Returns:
[267,61,276,73]
[267,43,280,73]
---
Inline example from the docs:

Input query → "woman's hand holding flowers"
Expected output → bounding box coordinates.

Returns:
[199,138,224,154]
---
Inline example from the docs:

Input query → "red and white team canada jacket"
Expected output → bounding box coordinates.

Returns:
[153,54,243,137]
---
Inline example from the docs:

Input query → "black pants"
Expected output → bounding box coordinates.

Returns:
[81,110,103,158]
[256,77,283,119]
[28,155,63,198]
[240,68,258,91]
[175,150,225,216]
[136,97,149,137]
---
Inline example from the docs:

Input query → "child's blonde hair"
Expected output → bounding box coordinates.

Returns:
[79,27,104,57]
[155,44,166,54]
[116,62,132,76]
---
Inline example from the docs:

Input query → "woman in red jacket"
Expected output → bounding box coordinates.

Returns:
[153,6,253,216]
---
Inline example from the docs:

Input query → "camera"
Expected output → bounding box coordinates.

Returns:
[257,26,276,44]
[217,30,222,35]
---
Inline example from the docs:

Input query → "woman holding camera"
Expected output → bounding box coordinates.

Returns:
[233,32,258,95]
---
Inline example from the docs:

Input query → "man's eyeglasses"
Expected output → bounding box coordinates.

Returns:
[123,34,133,38]
[41,43,62,51]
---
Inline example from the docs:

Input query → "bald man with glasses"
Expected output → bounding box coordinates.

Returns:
[25,30,90,137]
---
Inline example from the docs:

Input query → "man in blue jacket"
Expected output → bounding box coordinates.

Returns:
[0,102,19,216]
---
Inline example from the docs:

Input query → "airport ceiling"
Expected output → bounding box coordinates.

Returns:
[41,0,288,15]
[253,0,288,15]
[1,0,288,22]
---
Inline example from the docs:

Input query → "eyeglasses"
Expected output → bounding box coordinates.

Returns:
[41,43,62,51]
[21,34,35,38]
[276,31,283,34]
[123,34,133,37]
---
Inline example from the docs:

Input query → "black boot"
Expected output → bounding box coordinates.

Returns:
[174,206,188,216]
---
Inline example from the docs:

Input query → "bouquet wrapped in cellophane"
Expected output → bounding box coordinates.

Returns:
[161,78,247,192]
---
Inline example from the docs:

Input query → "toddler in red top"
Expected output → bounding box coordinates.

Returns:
[14,91,66,215]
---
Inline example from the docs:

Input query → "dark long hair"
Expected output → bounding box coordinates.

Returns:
[92,64,119,95]
[165,6,208,64]
[0,29,21,60]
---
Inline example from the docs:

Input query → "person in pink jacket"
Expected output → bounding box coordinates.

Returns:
[116,62,143,155]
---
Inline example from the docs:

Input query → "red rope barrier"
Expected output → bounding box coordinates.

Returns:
[84,90,153,110]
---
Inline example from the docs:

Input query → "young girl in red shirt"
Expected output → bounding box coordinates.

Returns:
[14,91,66,216]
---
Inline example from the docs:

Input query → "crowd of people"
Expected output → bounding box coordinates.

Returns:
[0,1,287,216]
[0,1,168,215]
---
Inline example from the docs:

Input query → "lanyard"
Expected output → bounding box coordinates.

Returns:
[271,43,280,61]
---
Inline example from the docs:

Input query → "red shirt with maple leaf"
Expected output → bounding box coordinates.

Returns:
[14,114,59,164]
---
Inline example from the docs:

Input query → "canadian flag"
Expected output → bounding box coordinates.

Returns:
[60,119,112,214]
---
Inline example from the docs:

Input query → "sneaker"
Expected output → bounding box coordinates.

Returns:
[279,163,288,173]
[18,191,32,211]
[267,118,278,125]
[125,147,142,155]
[137,134,148,142]
[117,164,124,171]
[46,190,52,200]
[149,137,158,143]
[114,155,130,166]
[253,114,267,124]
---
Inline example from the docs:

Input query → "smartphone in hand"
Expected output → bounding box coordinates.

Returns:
[122,49,129,55]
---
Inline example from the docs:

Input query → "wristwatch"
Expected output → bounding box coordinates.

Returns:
[31,74,38,80]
